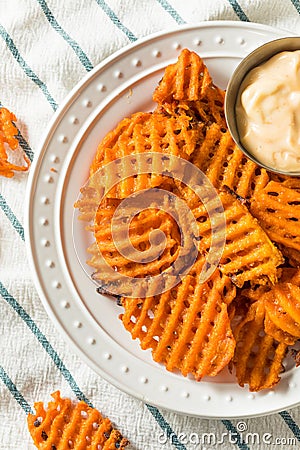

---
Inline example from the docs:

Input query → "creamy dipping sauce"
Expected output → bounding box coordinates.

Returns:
[236,50,300,172]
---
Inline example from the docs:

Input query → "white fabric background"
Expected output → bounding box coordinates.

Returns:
[1,1,300,449]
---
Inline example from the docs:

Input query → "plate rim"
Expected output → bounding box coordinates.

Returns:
[25,20,299,419]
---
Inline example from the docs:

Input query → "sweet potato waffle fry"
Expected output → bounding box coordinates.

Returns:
[251,180,300,251]
[27,391,129,449]
[241,269,300,346]
[89,202,180,287]
[232,300,287,391]
[0,107,30,177]
[121,258,236,380]
[270,173,300,190]
[263,282,300,344]
[278,244,300,267]
[184,85,226,129]
[173,182,283,287]
[189,189,283,287]
[153,48,226,128]
[77,194,181,292]
[264,313,296,346]
[285,268,300,286]
[240,284,270,303]
[190,122,269,199]
[153,48,213,105]
[90,111,203,198]
[278,267,300,285]
[76,181,201,297]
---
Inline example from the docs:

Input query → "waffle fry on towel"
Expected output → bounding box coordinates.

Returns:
[27,391,129,449]
[187,188,283,287]
[121,258,236,380]
[0,107,30,177]
[232,300,287,391]
[89,111,203,199]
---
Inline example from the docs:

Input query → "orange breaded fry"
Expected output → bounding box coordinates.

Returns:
[188,188,283,287]
[263,282,300,340]
[89,111,203,199]
[121,259,236,380]
[251,180,300,251]
[241,269,300,345]
[153,49,226,128]
[0,107,30,177]
[270,172,300,190]
[153,48,213,104]
[278,244,300,268]
[240,285,271,303]
[190,122,269,199]
[287,268,300,286]
[185,84,226,129]
[232,300,287,391]
[85,199,180,296]
[277,267,300,284]
[90,112,149,175]
[264,311,297,346]
[27,391,129,449]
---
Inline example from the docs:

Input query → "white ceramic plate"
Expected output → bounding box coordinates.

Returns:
[25,21,299,418]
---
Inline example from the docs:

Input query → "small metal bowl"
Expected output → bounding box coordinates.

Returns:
[225,36,300,176]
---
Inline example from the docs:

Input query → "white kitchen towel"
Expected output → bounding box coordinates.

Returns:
[1,1,300,449]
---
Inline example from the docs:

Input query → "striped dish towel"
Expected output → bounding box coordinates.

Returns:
[1,1,300,449]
